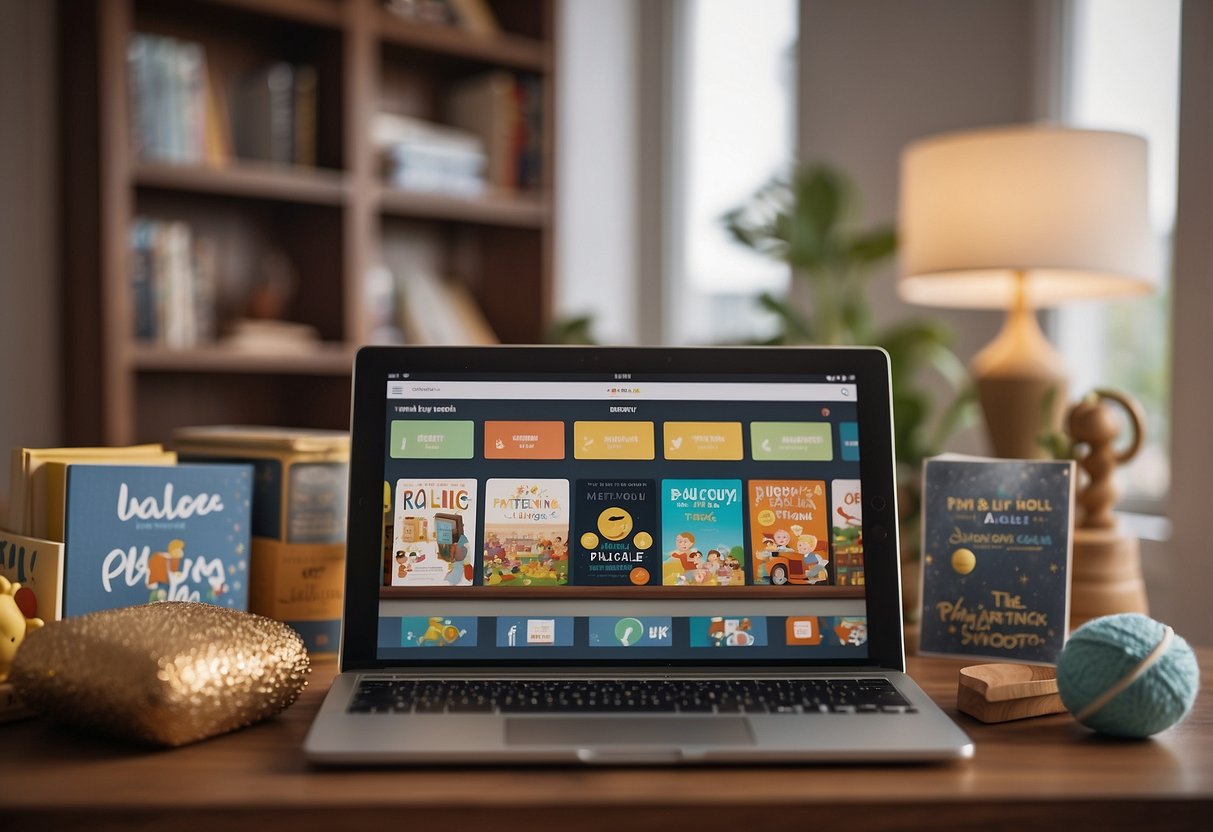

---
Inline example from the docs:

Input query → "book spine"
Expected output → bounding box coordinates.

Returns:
[192,236,217,344]
[293,65,317,167]
[149,37,171,161]
[268,63,294,165]
[180,41,207,164]
[127,34,149,160]
[130,218,156,341]
[165,37,185,162]
[163,221,195,348]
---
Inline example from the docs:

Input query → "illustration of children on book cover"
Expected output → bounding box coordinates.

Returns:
[573,479,659,586]
[392,479,477,587]
[482,479,569,587]
[749,480,829,586]
[660,479,744,586]
[831,479,864,586]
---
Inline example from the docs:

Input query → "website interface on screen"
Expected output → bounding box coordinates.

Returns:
[376,372,869,662]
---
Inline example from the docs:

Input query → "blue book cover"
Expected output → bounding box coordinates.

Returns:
[918,457,1075,664]
[61,464,252,616]
[660,479,745,586]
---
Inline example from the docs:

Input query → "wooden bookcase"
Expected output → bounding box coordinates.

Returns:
[60,0,556,445]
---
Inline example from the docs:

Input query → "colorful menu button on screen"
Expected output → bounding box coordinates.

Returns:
[496,617,575,647]
[573,421,656,460]
[785,616,823,646]
[750,422,833,461]
[390,420,474,459]
[840,422,860,461]
[662,421,743,460]
[484,421,565,459]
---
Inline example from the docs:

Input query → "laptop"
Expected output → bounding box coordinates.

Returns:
[305,346,973,764]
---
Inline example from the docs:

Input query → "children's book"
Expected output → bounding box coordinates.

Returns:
[174,425,350,655]
[660,479,745,586]
[0,529,64,622]
[391,479,477,587]
[830,479,865,586]
[572,480,659,586]
[749,480,829,586]
[60,464,252,616]
[918,455,1076,664]
[482,479,569,587]
[7,444,176,540]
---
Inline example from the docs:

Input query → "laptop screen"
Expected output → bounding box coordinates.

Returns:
[371,364,877,664]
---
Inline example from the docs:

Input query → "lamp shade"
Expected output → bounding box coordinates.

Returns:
[898,125,1156,309]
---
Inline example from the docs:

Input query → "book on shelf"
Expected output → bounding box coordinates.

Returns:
[374,113,487,198]
[174,426,350,654]
[128,32,319,169]
[382,0,501,36]
[446,70,544,192]
[128,33,229,165]
[131,217,218,348]
[447,0,500,36]
[382,0,456,27]
[395,267,498,346]
[232,61,319,167]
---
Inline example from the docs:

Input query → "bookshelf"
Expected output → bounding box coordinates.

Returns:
[60,0,557,445]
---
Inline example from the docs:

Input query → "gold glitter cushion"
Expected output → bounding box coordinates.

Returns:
[9,602,310,746]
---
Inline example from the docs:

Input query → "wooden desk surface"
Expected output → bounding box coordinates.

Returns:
[2,650,1210,831]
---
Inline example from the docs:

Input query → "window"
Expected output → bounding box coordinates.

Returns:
[666,0,798,345]
[1055,0,1181,507]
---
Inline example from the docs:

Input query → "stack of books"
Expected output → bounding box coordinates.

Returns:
[128,33,318,168]
[2,444,255,721]
[3,444,253,623]
[174,426,351,655]
[130,217,217,348]
[374,113,487,197]
[446,71,544,192]
[127,33,228,165]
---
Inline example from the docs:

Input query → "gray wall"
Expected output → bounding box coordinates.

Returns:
[555,0,641,344]
[0,0,61,494]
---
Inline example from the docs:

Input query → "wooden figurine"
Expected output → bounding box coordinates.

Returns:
[1066,390,1149,630]
[957,663,1067,723]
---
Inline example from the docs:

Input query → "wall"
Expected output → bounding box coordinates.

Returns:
[0,0,61,494]
[554,0,641,345]
[1166,0,1213,644]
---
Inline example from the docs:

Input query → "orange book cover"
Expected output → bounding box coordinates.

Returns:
[749,480,830,586]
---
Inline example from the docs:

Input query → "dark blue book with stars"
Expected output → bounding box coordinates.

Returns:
[918,456,1076,664]
[61,463,252,616]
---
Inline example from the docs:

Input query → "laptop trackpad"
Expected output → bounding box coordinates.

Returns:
[505,717,754,746]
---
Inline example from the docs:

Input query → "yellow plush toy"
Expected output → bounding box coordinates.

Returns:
[0,576,44,683]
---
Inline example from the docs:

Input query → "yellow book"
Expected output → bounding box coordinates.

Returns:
[38,453,178,542]
[9,445,169,537]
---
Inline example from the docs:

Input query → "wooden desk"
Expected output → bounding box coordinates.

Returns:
[2,650,1210,831]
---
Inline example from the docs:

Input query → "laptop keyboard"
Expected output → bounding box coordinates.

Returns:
[348,678,915,715]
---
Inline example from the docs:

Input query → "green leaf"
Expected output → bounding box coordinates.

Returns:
[756,292,814,342]
[796,167,845,239]
[848,228,898,264]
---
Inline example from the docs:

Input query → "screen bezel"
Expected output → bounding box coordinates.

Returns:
[340,346,905,672]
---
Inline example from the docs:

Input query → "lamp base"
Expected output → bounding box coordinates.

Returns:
[972,301,1067,459]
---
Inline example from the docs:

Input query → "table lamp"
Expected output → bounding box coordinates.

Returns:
[897,125,1155,458]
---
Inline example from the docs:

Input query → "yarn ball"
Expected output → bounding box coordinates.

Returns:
[1057,613,1199,738]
